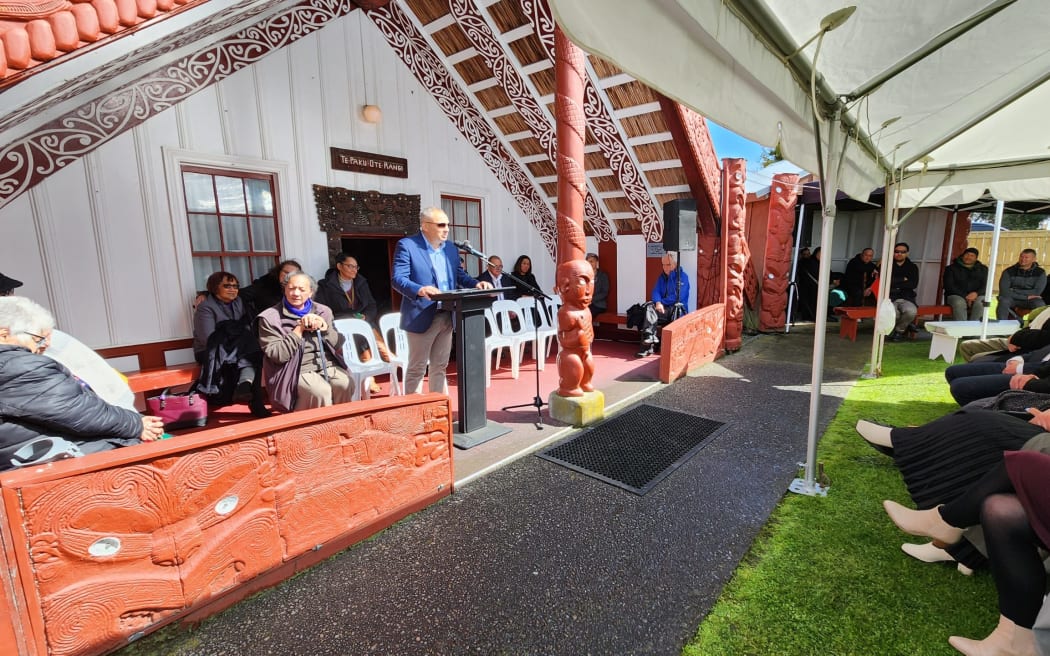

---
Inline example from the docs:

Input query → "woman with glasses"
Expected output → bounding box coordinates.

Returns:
[193,271,270,417]
[0,296,164,470]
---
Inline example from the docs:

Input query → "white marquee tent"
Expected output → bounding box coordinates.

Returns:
[549,0,1050,494]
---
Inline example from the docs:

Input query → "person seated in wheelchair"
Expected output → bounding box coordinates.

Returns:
[636,254,690,357]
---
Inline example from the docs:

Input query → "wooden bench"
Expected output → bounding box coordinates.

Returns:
[0,394,453,656]
[833,304,952,341]
[96,338,200,396]
[594,312,637,341]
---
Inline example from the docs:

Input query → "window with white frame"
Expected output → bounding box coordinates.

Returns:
[181,166,281,291]
[441,195,482,276]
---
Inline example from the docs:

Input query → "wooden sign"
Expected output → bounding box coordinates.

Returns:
[330,147,408,178]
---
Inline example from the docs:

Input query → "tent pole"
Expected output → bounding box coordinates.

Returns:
[867,176,899,377]
[785,201,806,334]
[790,113,845,497]
[982,200,1007,337]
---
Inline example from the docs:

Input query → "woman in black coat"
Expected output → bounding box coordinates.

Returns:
[509,255,541,300]
[0,297,164,470]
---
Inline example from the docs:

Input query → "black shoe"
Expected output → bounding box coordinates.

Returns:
[888,332,903,342]
[249,399,272,418]
[636,346,653,357]
[233,380,253,404]
[905,323,919,334]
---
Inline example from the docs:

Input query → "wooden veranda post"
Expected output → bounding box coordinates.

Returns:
[549,26,603,423]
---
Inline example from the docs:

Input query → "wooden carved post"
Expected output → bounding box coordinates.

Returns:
[722,159,747,351]
[759,173,800,331]
[553,27,594,397]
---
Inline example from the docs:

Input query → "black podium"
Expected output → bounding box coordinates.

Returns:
[433,288,514,448]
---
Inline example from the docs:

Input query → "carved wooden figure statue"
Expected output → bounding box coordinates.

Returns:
[555,259,595,397]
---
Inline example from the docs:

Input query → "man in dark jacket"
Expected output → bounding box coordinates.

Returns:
[0,297,163,470]
[843,248,878,306]
[943,247,989,320]
[888,242,919,342]
[996,248,1047,319]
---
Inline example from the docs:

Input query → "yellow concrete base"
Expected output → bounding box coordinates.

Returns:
[548,390,605,427]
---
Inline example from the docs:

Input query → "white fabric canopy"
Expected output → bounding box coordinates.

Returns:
[549,0,1050,205]
[550,0,1050,495]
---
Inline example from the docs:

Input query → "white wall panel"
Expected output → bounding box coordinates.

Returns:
[177,85,226,154]
[216,66,264,160]
[140,109,195,338]
[0,194,48,309]
[30,162,109,346]
[87,131,164,345]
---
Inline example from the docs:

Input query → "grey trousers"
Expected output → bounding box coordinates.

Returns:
[405,311,453,395]
[893,299,917,333]
[295,368,353,410]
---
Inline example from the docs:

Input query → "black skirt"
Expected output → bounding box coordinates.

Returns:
[891,409,1043,568]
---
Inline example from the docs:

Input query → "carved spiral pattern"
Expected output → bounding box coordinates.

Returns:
[0,0,360,209]
[521,0,655,240]
[448,0,614,242]
[367,2,557,258]
[680,106,722,218]
[724,159,747,351]
[759,173,800,330]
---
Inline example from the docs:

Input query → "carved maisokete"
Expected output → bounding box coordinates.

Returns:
[759,174,800,330]
[723,158,747,352]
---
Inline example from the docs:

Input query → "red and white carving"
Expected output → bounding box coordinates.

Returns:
[759,174,800,330]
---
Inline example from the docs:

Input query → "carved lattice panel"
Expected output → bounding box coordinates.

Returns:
[17,439,280,656]
[312,185,421,259]
[272,399,451,559]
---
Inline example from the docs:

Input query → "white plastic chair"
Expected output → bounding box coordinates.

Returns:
[484,308,518,385]
[516,297,557,369]
[491,299,533,369]
[378,312,408,395]
[333,318,401,400]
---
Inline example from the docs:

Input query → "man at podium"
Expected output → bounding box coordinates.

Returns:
[392,207,492,394]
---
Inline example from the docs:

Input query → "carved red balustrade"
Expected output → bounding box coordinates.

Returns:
[0,394,452,656]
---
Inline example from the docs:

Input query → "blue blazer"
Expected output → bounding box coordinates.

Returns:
[392,233,480,333]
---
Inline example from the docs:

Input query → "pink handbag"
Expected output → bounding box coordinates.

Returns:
[145,387,208,430]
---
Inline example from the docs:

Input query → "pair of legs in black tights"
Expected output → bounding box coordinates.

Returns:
[940,462,1045,631]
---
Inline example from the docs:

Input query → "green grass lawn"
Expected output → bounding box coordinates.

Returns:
[685,340,1002,656]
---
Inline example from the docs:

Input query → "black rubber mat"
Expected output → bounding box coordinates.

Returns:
[537,404,727,495]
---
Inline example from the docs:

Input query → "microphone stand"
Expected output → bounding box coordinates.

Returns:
[457,242,550,428]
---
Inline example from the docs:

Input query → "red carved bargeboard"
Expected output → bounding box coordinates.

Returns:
[0,394,452,656]
[658,303,725,384]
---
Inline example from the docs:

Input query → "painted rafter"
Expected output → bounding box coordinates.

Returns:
[365,2,558,257]
[446,0,614,241]
[520,0,663,241]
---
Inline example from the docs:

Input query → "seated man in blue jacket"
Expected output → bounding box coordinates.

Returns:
[637,253,691,357]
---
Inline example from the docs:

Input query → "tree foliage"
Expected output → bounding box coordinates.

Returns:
[971,212,1049,230]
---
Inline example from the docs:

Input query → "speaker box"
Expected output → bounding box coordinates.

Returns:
[662,198,697,251]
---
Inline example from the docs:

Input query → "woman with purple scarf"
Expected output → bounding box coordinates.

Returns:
[257,272,352,411]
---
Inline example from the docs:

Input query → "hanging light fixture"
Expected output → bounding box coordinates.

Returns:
[361,104,383,124]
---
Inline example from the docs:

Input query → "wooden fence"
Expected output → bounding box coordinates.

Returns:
[965,230,1050,292]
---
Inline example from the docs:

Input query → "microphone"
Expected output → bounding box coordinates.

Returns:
[454,239,487,260]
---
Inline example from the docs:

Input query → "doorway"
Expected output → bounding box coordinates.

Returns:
[339,236,400,314]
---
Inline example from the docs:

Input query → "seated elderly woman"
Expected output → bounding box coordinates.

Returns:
[258,272,352,411]
[193,271,270,417]
[0,296,164,469]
